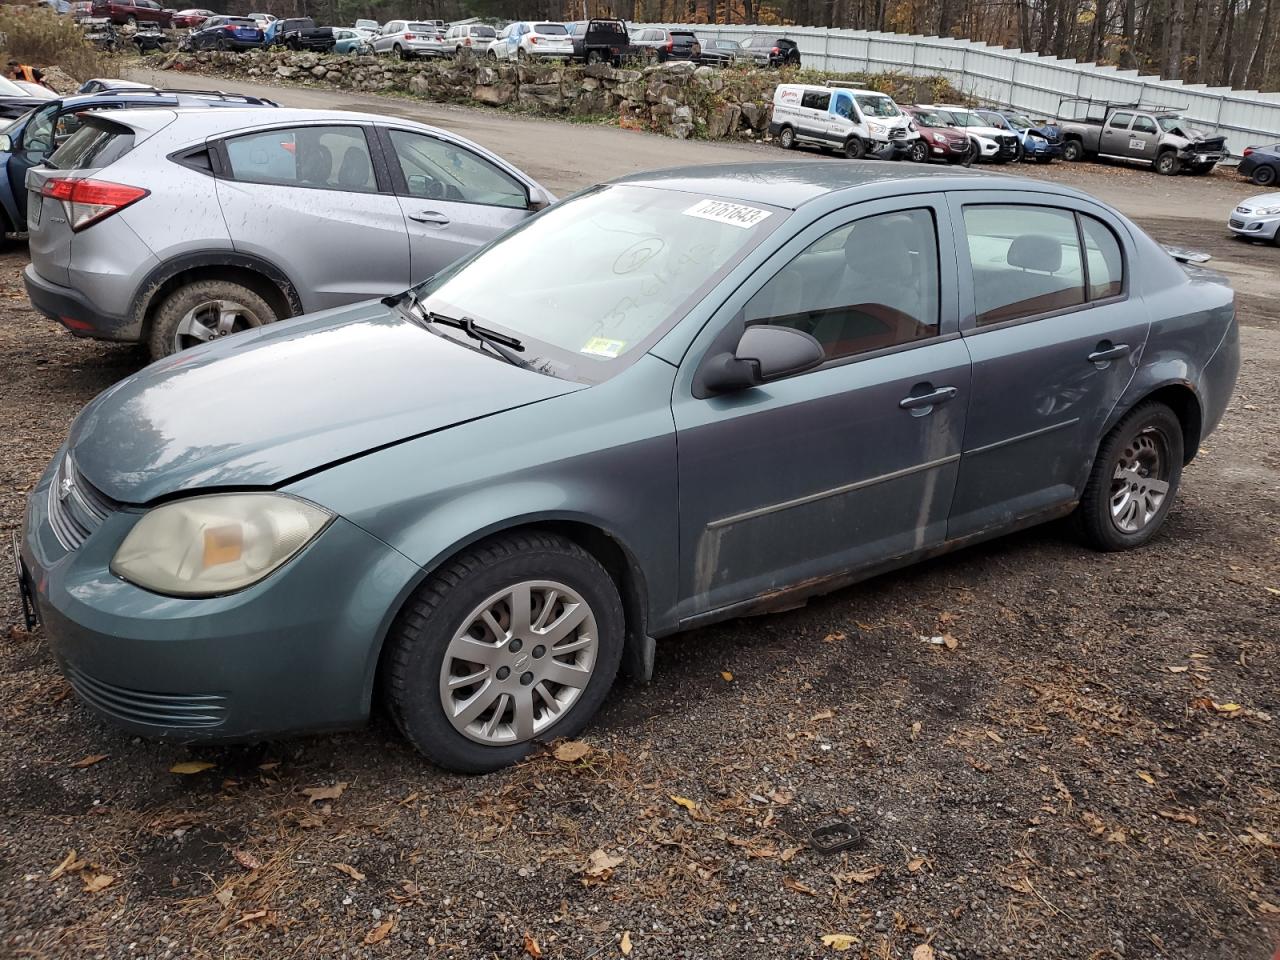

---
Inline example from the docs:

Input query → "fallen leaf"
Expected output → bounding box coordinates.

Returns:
[70,754,108,769]
[1216,703,1242,713]
[986,730,1004,744]
[938,611,956,623]
[910,721,922,741]
[913,946,937,960]
[671,795,698,812]
[1136,770,1156,785]
[620,930,633,955]
[331,862,366,882]
[942,633,958,650]
[907,857,926,872]
[1003,877,1034,895]
[821,631,846,643]
[779,846,800,862]
[783,875,820,896]
[1157,809,1198,825]
[821,933,857,951]
[1166,665,1189,673]
[82,872,115,893]
[49,850,83,880]
[302,782,348,803]
[364,914,397,945]
[1107,828,1128,843]
[523,931,542,958]
[232,850,262,871]
[720,670,734,682]
[553,741,592,763]
[258,761,280,771]
[837,864,883,885]
[1258,901,1280,915]
[214,887,234,908]
[236,909,268,925]
[810,709,835,722]
[169,760,215,775]
[584,848,623,878]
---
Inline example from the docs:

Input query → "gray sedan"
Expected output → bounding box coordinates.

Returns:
[17,163,1239,772]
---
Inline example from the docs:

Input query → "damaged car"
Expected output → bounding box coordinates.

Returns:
[17,163,1239,772]
[1058,99,1227,175]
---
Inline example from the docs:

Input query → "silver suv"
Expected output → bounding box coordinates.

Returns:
[23,107,554,359]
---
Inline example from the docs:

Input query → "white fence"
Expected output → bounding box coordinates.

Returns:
[640,23,1280,154]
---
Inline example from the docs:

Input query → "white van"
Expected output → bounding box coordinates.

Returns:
[769,84,921,159]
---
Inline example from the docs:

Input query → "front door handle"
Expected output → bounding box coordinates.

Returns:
[1088,342,1130,366]
[409,210,450,225]
[899,384,958,414]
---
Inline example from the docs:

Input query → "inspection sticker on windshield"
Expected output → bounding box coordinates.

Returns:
[581,336,627,358]
[683,198,772,229]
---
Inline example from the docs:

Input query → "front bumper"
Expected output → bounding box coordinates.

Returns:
[18,457,422,741]
[24,263,141,343]
[1227,211,1280,239]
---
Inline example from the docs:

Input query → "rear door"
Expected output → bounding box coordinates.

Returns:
[799,89,831,142]
[1099,110,1134,157]
[213,122,410,310]
[377,126,535,282]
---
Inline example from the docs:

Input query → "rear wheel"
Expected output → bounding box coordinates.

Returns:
[517,46,527,61]
[586,49,604,64]
[384,532,624,773]
[1074,402,1184,551]
[148,279,278,360]
[1155,150,1180,175]
[1251,164,1277,186]
[1062,139,1085,162]
[394,43,409,60]
[907,139,928,163]
[843,136,867,160]
[777,125,796,150]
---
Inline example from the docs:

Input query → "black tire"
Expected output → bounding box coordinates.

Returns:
[1073,402,1184,551]
[843,136,867,160]
[1014,141,1025,163]
[394,43,408,60]
[384,532,624,773]
[777,125,796,150]
[1252,164,1277,187]
[147,278,278,361]
[907,139,928,164]
[214,35,228,51]
[1155,151,1180,176]
[586,49,603,64]
[488,48,498,60]
[1062,139,1085,162]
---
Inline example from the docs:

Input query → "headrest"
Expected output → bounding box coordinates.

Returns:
[1007,233,1061,273]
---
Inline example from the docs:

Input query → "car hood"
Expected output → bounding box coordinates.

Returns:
[1240,192,1280,208]
[68,301,585,504]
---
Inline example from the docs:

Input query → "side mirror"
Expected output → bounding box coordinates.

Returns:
[0,134,11,153]
[702,324,824,393]
[527,186,552,211]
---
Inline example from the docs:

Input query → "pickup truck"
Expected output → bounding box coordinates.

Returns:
[269,17,336,52]
[90,0,172,27]
[567,19,637,65]
[1057,99,1227,175]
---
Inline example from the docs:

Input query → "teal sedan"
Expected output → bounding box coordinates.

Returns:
[331,27,372,54]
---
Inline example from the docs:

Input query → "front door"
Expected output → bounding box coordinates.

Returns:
[1127,114,1161,163]
[946,192,1149,540]
[1098,110,1134,158]
[377,126,534,283]
[214,123,411,310]
[671,195,969,620]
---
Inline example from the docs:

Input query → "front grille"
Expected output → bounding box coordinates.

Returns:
[888,127,907,140]
[65,664,227,729]
[47,452,117,551]
[1229,218,1245,228]
[999,134,1018,155]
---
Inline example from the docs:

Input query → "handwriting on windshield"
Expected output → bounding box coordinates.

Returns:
[598,241,717,336]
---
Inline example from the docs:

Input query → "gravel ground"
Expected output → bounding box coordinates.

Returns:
[1,122,1278,960]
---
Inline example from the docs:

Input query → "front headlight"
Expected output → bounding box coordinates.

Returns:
[111,493,333,597]
[1255,206,1280,215]
[1028,135,1046,145]
[932,132,948,143]
[867,122,886,136]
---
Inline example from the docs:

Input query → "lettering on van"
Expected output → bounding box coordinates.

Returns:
[683,199,772,229]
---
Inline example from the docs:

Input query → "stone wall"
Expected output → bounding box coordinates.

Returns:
[159,48,954,142]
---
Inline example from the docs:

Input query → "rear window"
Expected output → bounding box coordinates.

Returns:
[407,22,437,32]
[534,23,567,34]
[471,26,495,37]
[48,120,135,171]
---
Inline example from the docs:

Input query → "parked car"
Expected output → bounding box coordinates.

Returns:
[0,89,274,235]
[372,20,448,59]
[76,77,155,94]
[974,109,1062,163]
[1227,193,1280,243]
[81,17,122,51]
[181,16,264,51]
[629,27,701,62]
[70,1,95,19]
[737,34,800,67]
[132,21,171,51]
[927,104,1017,162]
[488,21,574,61]
[0,76,54,120]
[246,11,275,31]
[1235,143,1279,186]
[697,37,741,67]
[331,27,372,55]
[171,7,212,27]
[271,17,335,52]
[444,22,496,55]
[89,0,172,27]
[352,18,380,40]
[568,19,636,65]
[16,161,1238,772]
[1057,99,1226,175]
[901,105,973,163]
[13,82,58,100]
[771,83,920,160]
[23,107,554,359]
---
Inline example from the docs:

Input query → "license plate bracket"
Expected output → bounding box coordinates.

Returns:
[11,530,39,631]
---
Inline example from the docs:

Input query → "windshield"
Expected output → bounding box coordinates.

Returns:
[414,185,782,380]
[534,22,567,34]
[944,110,983,127]
[910,109,947,127]
[1007,113,1033,128]
[1158,116,1187,132]
[854,94,898,118]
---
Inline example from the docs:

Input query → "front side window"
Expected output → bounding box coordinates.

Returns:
[832,93,854,119]
[964,205,1085,325]
[744,208,940,362]
[22,103,58,152]
[388,130,526,209]
[224,126,377,193]
[1131,116,1157,134]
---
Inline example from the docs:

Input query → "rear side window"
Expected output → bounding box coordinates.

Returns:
[801,91,831,110]
[1081,215,1124,299]
[964,205,1085,325]
[224,126,377,192]
[48,121,135,170]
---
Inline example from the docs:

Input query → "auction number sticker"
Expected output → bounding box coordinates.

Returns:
[581,336,627,358]
[1128,137,1144,150]
[683,198,772,229]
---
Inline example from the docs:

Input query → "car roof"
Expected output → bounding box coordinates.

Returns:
[112,106,451,138]
[611,161,1095,211]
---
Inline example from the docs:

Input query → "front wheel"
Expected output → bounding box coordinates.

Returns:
[907,139,928,163]
[1155,151,1180,175]
[777,125,796,150]
[1073,402,1184,551]
[1061,139,1085,162]
[843,136,866,160]
[384,532,624,773]
[148,279,278,360]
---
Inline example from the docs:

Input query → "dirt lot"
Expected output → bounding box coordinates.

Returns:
[1,87,1278,960]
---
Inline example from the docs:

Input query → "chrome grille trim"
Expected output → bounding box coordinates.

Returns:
[46,452,118,551]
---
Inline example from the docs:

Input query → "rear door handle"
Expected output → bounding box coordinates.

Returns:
[1087,342,1130,365]
[409,211,450,225]
[899,385,958,412]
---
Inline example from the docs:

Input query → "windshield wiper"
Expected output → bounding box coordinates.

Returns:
[384,290,536,370]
